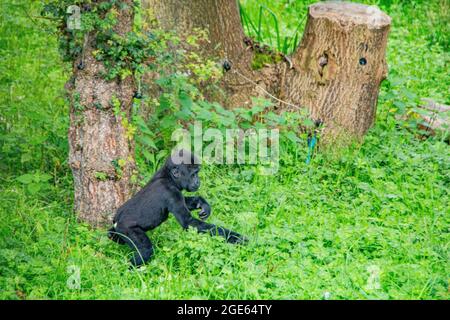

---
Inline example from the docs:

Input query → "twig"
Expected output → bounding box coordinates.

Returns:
[231,69,302,110]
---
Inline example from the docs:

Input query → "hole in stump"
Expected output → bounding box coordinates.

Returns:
[222,60,232,72]
[359,57,367,66]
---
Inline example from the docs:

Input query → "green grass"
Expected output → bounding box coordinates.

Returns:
[0,0,449,299]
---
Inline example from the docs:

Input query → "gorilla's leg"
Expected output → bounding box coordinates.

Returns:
[118,226,154,266]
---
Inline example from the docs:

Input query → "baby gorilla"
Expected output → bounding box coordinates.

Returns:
[108,150,247,266]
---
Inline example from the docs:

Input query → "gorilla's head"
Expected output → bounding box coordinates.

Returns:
[165,149,201,192]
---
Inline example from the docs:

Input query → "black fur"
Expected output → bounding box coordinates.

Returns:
[108,150,247,266]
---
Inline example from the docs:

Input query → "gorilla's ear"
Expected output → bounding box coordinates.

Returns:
[171,167,181,179]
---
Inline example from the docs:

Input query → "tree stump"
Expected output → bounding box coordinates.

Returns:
[283,2,391,140]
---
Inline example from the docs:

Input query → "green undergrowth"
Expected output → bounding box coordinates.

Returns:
[0,0,448,299]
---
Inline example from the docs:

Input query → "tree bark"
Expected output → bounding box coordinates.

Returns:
[142,0,258,107]
[143,0,248,65]
[282,2,391,139]
[67,2,136,226]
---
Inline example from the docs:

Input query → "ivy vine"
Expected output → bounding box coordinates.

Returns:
[42,0,156,81]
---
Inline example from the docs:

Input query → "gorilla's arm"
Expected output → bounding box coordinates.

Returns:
[184,196,211,220]
[168,195,246,244]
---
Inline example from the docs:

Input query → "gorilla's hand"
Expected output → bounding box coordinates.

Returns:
[198,201,211,220]
[225,230,248,245]
[185,196,211,221]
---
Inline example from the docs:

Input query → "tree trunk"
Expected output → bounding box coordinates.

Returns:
[282,2,391,139]
[142,0,258,107]
[67,2,136,226]
[143,0,248,65]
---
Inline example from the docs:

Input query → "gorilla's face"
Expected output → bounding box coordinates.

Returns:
[167,149,201,192]
[184,165,200,192]
[171,164,200,192]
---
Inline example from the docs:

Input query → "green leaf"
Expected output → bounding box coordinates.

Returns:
[196,109,213,121]
[137,135,157,149]
[27,183,41,194]
[37,173,52,182]
[302,118,315,127]
[285,131,300,143]
[16,174,34,184]
[179,91,193,110]
[30,134,48,146]
[142,150,154,162]
[393,100,406,109]
[21,153,32,163]
[175,107,193,120]
[156,150,168,161]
